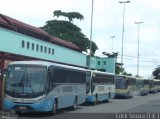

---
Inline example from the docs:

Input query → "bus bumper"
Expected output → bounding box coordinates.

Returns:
[115,93,128,98]
[86,93,115,103]
[86,95,95,103]
[3,97,53,112]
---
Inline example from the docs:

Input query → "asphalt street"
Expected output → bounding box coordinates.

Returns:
[6,93,160,119]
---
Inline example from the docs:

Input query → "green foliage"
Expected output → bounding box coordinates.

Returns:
[102,52,118,58]
[135,75,142,78]
[115,65,124,75]
[153,67,160,79]
[53,10,84,22]
[115,65,132,76]
[123,72,132,76]
[42,10,98,54]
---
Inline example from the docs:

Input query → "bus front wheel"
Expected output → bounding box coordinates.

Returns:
[50,100,58,116]
[126,92,129,99]
[93,95,98,105]
[72,98,77,111]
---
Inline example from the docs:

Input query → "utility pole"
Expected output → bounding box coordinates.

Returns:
[135,21,143,77]
[119,1,130,74]
[89,0,94,69]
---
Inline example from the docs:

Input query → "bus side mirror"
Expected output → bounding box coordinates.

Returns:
[1,69,8,79]
[47,87,52,93]
[1,69,8,80]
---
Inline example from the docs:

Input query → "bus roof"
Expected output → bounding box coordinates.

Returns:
[115,75,137,81]
[115,75,134,79]
[154,79,160,81]
[91,70,115,76]
[9,61,89,71]
[136,77,145,80]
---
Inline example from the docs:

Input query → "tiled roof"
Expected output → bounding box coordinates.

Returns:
[0,14,81,52]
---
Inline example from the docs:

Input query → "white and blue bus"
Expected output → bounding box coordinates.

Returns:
[4,61,89,115]
[86,71,115,105]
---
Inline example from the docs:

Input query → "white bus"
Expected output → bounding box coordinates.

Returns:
[86,70,115,105]
[136,78,149,96]
[4,61,89,115]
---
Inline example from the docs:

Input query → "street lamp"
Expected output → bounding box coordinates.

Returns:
[111,36,115,52]
[119,1,130,74]
[89,0,94,69]
[135,21,143,77]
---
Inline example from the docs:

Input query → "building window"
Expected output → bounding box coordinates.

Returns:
[103,61,106,65]
[36,44,39,51]
[41,45,43,52]
[32,43,34,50]
[52,49,54,55]
[27,42,30,49]
[48,48,51,54]
[97,61,100,65]
[45,47,47,53]
[22,40,25,48]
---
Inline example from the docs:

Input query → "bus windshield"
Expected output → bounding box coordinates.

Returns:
[5,65,46,98]
[115,77,127,89]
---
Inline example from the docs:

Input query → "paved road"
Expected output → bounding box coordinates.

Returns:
[12,93,160,119]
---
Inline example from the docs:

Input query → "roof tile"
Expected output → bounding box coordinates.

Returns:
[0,14,81,52]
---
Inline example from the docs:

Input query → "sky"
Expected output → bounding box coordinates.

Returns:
[0,0,160,78]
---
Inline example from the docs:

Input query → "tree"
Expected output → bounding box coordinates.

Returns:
[102,52,119,58]
[53,10,84,22]
[115,65,124,75]
[153,67,160,79]
[123,71,132,76]
[115,63,132,76]
[41,10,98,54]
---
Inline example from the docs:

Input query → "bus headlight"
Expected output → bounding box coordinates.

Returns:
[36,96,46,104]
[4,94,12,100]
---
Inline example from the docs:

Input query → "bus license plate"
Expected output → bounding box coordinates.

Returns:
[19,106,26,110]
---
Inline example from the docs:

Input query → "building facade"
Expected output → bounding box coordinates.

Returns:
[90,57,116,73]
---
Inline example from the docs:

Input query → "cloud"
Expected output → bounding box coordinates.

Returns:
[0,0,76,26]
[0,0,159,78]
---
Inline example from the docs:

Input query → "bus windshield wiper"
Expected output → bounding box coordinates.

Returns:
[26,74,35,94]
[117,78,122,83]
[12,71,25,94]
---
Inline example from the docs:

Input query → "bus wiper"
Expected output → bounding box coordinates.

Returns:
[26,74,35,94]
[12,71,25,94]
[117,78,122,83]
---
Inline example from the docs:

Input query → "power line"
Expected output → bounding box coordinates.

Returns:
[117,54,160,63]
[124,55,160,61]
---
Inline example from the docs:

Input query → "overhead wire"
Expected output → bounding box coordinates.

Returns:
[117,54,160,63]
